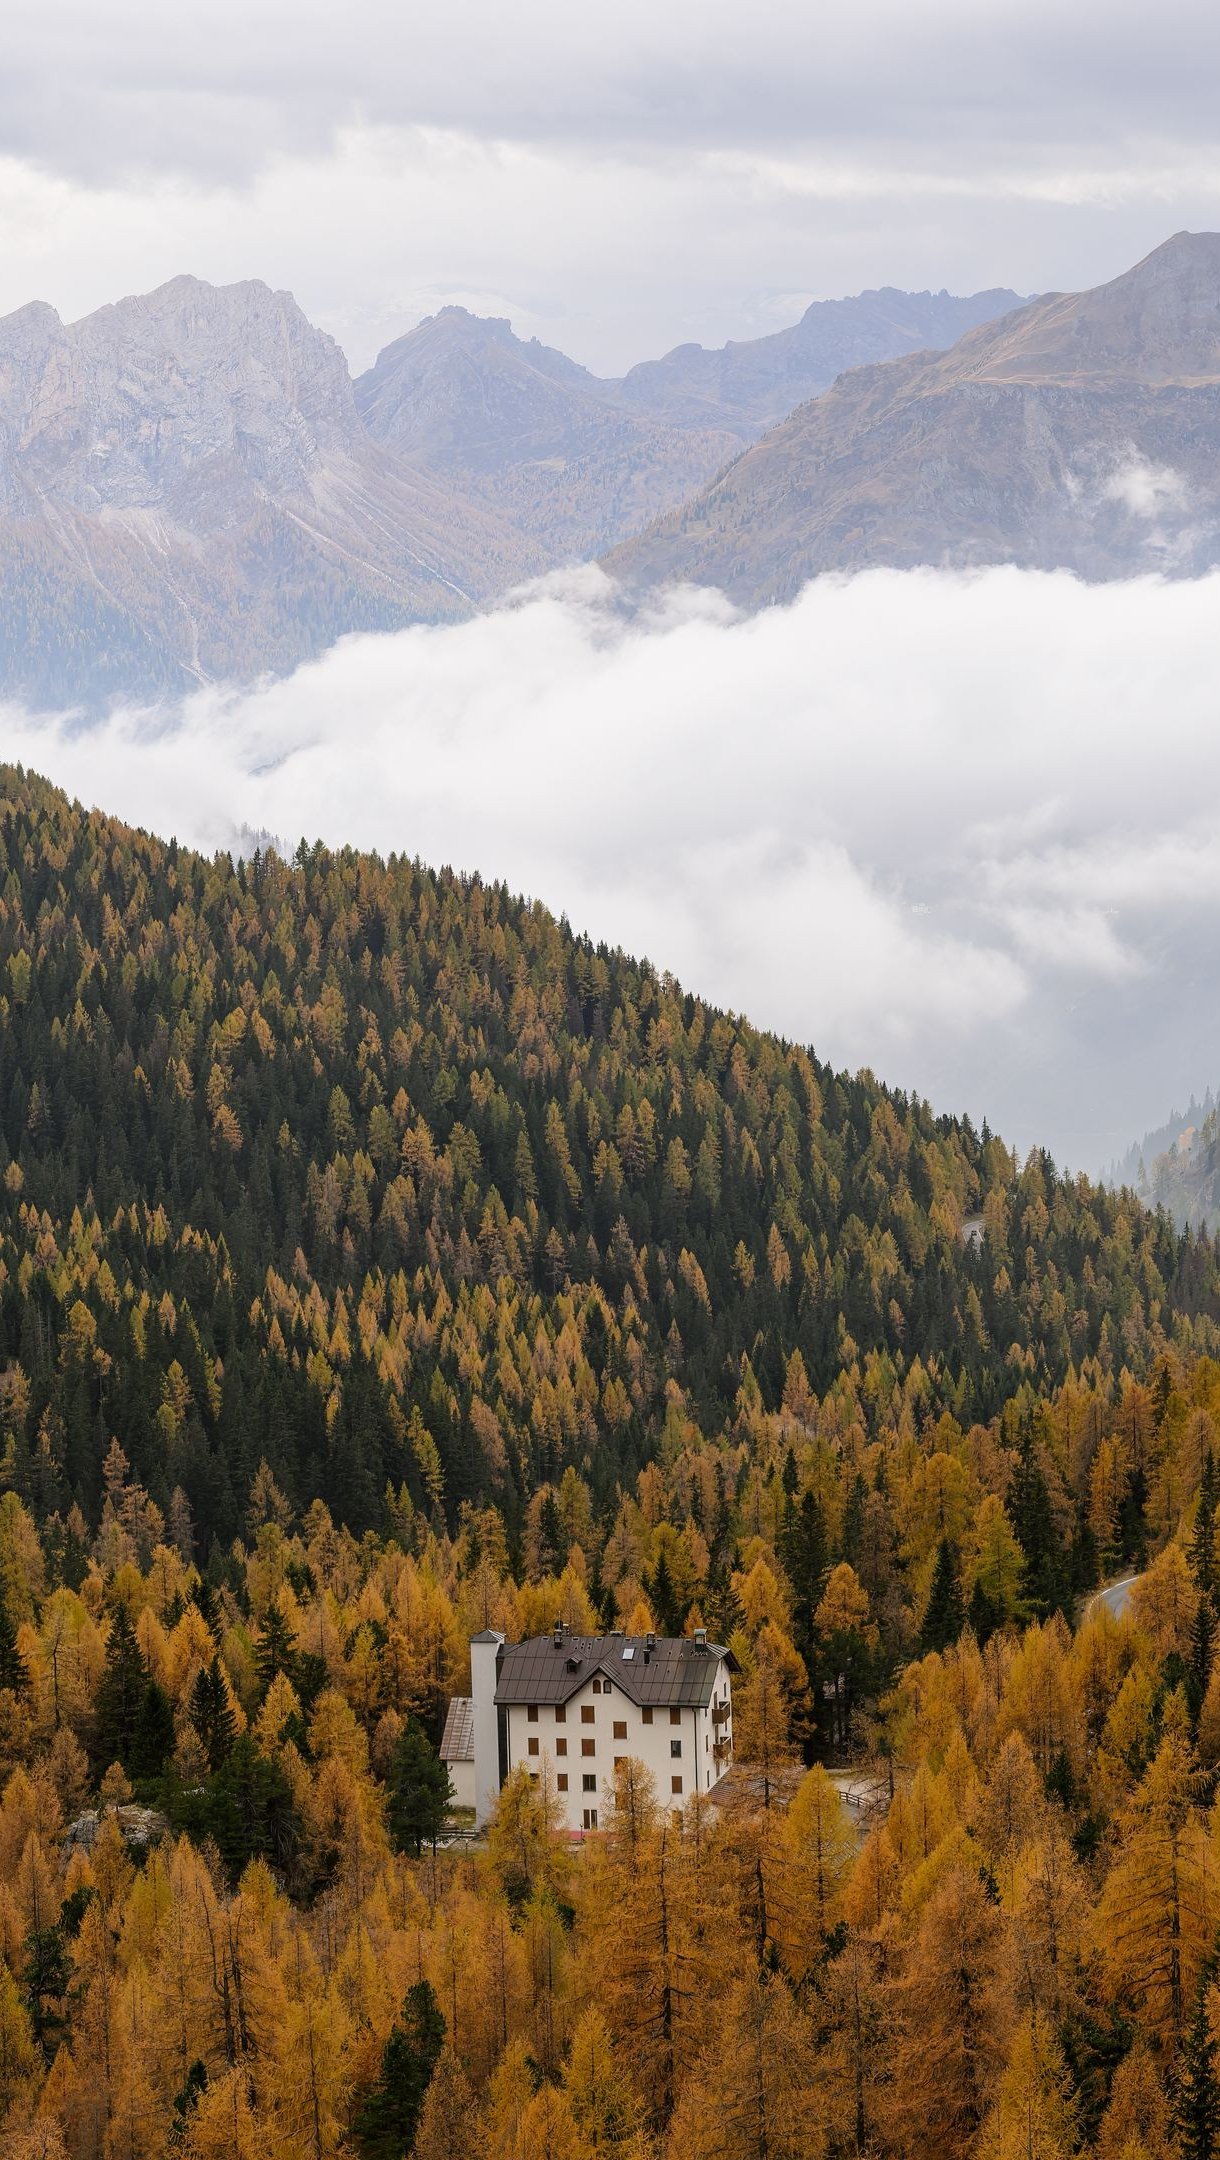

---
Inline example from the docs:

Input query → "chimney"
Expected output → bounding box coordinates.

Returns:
[470,1630,506,1831]
[553,1619,564,1648]
[694,1627,708,1651]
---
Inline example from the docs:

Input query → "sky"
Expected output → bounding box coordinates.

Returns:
[5,565,1219,1176]
[4,0,1220,369]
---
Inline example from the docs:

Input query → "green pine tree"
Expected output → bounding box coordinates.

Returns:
[189,1654,238,1771]
[1191,1450,1219,1602]
[354,1980,446,2159]
[921,1539,965,1653]
[1175,1969,1220,2160]
[387,1720,453,1856]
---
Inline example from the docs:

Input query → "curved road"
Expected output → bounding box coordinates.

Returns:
[1084,1573,1140,1622]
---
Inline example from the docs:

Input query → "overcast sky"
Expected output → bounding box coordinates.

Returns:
[6,0,1220,368]
[7,566,1220,1176]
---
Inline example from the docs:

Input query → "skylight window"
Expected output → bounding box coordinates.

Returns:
[621,1646,635,1660]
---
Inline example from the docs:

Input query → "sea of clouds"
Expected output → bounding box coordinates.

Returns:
[3,562,1219,1172]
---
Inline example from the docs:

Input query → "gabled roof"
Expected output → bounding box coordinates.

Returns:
[440,1696,475,1762]
[494,1633,735,1711]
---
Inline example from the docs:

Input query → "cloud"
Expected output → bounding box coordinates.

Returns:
[4,4,1220,369]
[4,562,1220,1172]
[1103,457,1191,518]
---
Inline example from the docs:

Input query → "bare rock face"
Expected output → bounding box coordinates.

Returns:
[63,1803,171,1854]
[0,277,537,709]
[606,232,1220,603]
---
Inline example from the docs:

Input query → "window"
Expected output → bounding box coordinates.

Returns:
[530,1772,539,1785]
[581,1705,595,1724]
[642,1708,653,1726]
[582,1774,597,1792]
[670,1708,681,1726]
[582,1806,598,1829]
[671,1777,683,1796]
[527,1705,538,1723]
[554,1705,565,1723]
[613,1720,627,1740]
[556,1738,567,1757]
[557,1773,568,1792]
[621,1646,635,1661]
[670,1739,682,1759]
[593,1679,602,1694]
[528,1737,539,1757]
[582,1738,595,1757]
[614,1755,626,1770]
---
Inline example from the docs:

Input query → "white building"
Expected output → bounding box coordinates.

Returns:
[438,1694,476,1812]
[468,1624,736,1833]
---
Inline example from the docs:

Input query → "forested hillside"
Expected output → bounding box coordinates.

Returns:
[0,766,1215,1558]
[1,767,1220,2155]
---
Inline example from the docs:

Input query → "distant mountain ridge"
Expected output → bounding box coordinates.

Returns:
[610,284,1026,434]
[0,275,540,708]
[1106,1089,1220,1232]
[607,231,1220,601]
[0,272,1023,706]
[354,285,1022,563]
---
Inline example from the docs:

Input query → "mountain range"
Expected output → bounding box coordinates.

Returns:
[9,235,1220,706]
[0,277,1019,707]
[608,231,1220,599]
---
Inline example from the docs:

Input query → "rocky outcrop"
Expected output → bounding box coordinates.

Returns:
[63,1804,171,1855]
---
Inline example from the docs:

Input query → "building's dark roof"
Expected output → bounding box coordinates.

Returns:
[440,1696,475,1762]
[494,1633,735,1711]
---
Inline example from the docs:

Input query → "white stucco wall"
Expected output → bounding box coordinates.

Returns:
[444,1756,476,1812]
[503,1654,733,1833]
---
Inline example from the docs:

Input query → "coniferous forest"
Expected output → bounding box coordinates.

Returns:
[0,765,1220,2156]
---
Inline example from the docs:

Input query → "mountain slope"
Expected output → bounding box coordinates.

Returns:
[606,232,1220,601]
[1106,1093,1220,1231]
[0,275,1026,705]
[0,277,538,709]
[0,764,1214,1547]
[611,284,1025,435]
[356,288,1024,559]
[356,307,741,558]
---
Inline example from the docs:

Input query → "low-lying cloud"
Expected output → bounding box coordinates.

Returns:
[3,562,1219,1172]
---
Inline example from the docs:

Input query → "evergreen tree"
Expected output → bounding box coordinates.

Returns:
[0,1599,29,1697]
[21,1923,70,2054]
[254,1602,297,1696]
[387,1720,453,1855]
[189,1655,238,1771]
[1009,1427,1070,1619]
[922,1540,965,1653]
[1191,1451,1219,1602]
[92,1603,172,1779]
[779,1489,828,1632]
[1189,1595,1216,1730]
[201,1733,300,1885]
[1175,1969,1220,2160]
[354,1980,446,2159]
